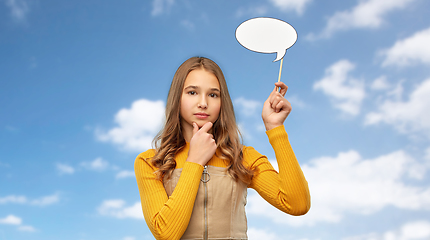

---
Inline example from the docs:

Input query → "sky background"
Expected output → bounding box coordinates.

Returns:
[1,0,430,239]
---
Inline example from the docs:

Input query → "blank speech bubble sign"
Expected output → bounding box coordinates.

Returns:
[236,17,297,62]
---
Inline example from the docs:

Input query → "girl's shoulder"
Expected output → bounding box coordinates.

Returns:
[241,145,265,163]
[241,146,273,171]
[135,149,157,165]
[134,149,159,173]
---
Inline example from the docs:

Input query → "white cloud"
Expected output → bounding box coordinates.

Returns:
[307,0,416,40]
[151,0,174,16]
[370,76,391,91]
[425,147,430,161]
[0,193,59,206]
[237,123,251,141]
[116,170,135,179]
[237,1,313,18]
[96,99,165,152]
[234,97,262,117]
[247,149,430,226]
[384,80,404,101]
[0,195,26,204]
[248,227,280,240]
[399,221,430,239]
[0,215,37,232]
[313,60,365,116]
[180,20,195,31]
[80,157,109,171]
[97,199,143,219]
[288,95,307,108]
[343,232,382,240]
[344,220,430,240]
[234,97,264,140]
[268,0,312,15]
[365,78,430,137]
[4,125,18,132]
[4,0,29,22]
[235,5,268,18]
[267,158,278,172]
[381,27,430,67]
[30,193,60,206]
[0,215,22,225]
[122,237,136,240]
[56,163,75,175]
[0,161,10,168]
[17,225,36,232]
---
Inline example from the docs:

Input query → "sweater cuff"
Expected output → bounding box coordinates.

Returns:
[266,125,288,144]
[182,161,204,179]
[171,161,204,199]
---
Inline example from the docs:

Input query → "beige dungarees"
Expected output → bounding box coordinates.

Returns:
[163,165,248,240]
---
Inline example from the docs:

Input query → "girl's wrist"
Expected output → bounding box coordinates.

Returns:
[264,122,282,131]
[186,156,205,166]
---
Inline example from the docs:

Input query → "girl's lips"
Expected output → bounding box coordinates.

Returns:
[194,113,209,119]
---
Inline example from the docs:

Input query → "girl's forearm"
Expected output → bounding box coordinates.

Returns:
[268,125,311,215]
[135,158,203,239]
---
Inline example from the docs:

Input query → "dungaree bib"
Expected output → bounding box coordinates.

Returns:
[163,165,248,240]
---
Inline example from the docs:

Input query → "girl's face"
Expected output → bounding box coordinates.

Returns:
[180,68,221,132]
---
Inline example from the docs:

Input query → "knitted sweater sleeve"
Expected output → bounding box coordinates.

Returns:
[134,150,204,240]
[246,125,311,216]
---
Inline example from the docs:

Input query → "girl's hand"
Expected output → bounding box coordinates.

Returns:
[187,122,217,166]
[262,82,292,131]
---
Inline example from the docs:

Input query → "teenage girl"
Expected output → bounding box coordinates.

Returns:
[134,56,310,240]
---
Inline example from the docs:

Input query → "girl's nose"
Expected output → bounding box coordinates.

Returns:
[198,97,208,109]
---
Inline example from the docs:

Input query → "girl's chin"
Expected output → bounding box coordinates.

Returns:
[194,120,213,128]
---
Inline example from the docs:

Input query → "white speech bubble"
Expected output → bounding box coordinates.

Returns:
[236,17,297,62]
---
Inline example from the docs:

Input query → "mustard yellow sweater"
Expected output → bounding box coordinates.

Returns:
[134,125,311,240]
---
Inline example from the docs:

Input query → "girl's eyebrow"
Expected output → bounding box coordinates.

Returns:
[184,85,198,90]
[184,85,220,92]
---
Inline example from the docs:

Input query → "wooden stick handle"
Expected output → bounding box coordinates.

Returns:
[277,58,284,91]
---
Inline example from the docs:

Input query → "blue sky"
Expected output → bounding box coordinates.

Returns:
[1,0,430,239]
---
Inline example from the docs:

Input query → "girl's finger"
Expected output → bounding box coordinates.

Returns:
[275,82,288,96]
[199,121,213,133]
[270,96,278,109]
[275,101,284,113]
[270,95,283,109]
[269,87,280,105]
[269,86,278,99]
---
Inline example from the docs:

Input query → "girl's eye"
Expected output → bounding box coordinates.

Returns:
[209,93,218,98]
[188,91,196,95]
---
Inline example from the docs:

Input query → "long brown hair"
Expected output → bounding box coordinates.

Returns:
[151,56,254,184]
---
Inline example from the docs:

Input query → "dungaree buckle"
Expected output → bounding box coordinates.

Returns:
[201,166,211,183]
